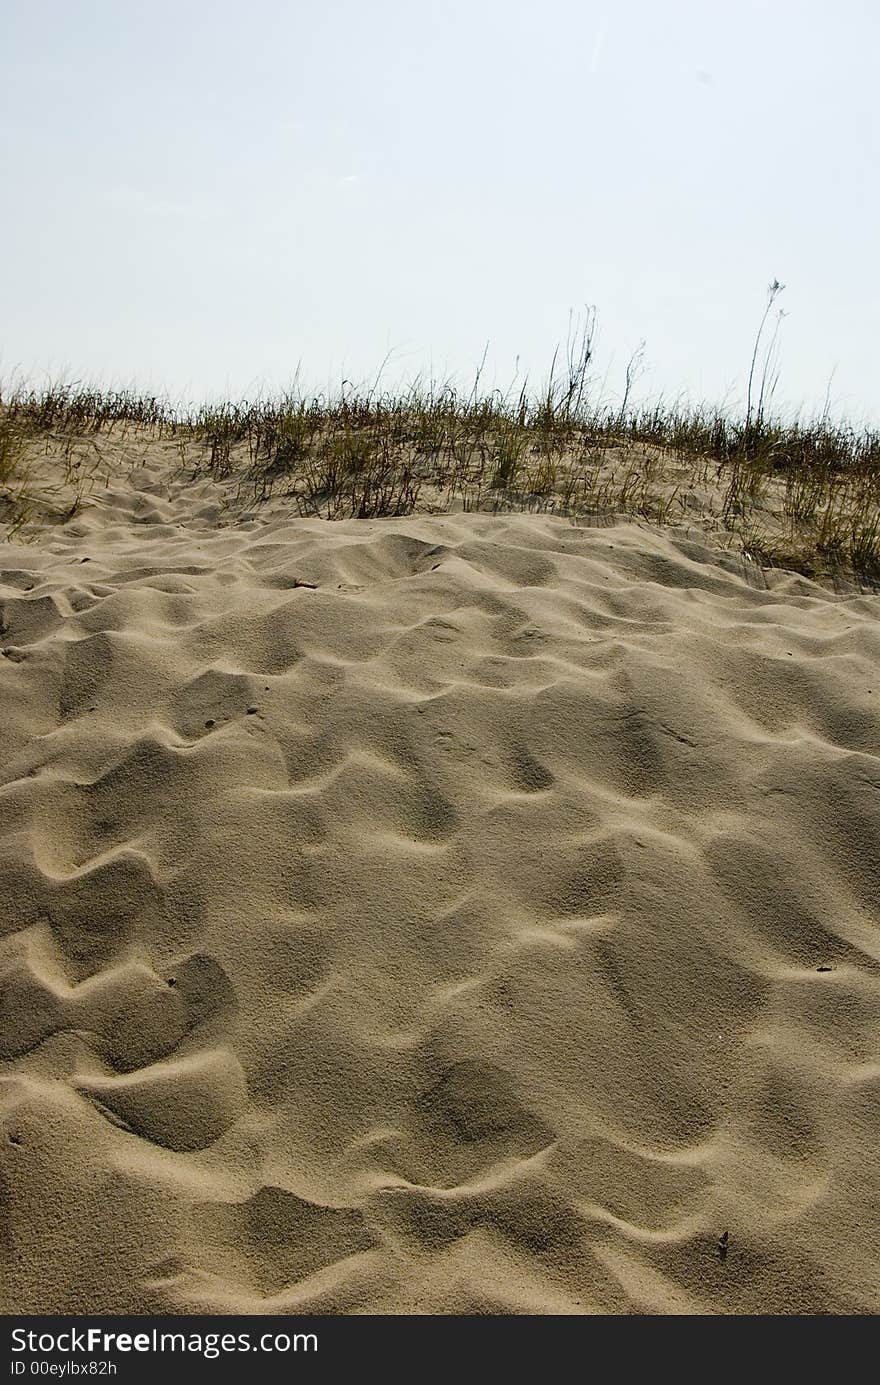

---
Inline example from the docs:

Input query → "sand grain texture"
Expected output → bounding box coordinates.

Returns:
[2,461,880,1313]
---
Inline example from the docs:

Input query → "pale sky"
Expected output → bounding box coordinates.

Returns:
[2,1,877,420]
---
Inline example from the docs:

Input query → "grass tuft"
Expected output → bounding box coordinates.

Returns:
[2,318,878,588]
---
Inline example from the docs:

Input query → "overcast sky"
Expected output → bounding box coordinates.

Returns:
[1,1,877,419]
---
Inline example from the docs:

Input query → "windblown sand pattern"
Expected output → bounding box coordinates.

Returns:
[2,462,880,1313]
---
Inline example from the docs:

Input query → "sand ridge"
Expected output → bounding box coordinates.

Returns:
[1,458,880,1313]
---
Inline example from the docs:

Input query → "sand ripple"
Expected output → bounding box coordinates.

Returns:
[2,487,879,1312]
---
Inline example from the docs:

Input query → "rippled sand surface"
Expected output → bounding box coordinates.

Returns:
[2,463,880,1313]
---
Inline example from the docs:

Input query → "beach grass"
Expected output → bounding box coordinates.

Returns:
[2,331,878,584]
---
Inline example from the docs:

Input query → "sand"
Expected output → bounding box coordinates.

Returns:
[2,454,880,1315]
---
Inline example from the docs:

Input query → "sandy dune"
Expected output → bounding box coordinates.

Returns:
[2,459,880,1314]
